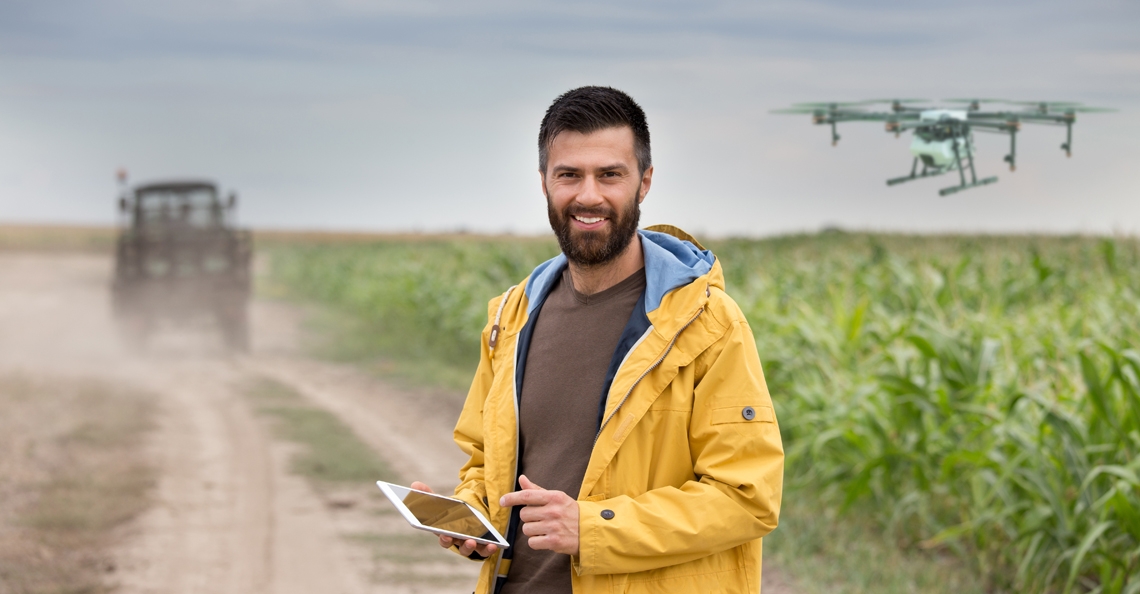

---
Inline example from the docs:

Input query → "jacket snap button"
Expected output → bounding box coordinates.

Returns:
[742,406,756,421]
[600,509,615,520]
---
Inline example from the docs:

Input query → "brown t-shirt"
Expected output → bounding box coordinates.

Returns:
[502,267,646,594]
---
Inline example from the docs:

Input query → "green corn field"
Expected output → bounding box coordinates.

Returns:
[266,232,1140,593]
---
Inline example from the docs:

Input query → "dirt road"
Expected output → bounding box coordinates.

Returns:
[0,251,791,594]
[0,251,478,593]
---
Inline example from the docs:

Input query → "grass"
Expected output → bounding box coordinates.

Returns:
[0,373,155,593]
[764,492,987,593]
[298,306,481,392]
[265,230,1140,593]
[0,224,117,253]
[260,236,559,391]
[244,377,397,485]
[242,377,478,588]
[719,233,1140,593]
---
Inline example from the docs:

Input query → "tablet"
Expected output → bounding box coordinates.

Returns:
[376,481,510,549]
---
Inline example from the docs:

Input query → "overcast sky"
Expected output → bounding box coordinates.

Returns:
[1,0,1137,236]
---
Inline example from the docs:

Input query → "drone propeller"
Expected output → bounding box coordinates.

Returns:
[855,98,928,113]
[774,104,846,145]
[943,98,1010,110]
[943,98,1009,103]
[1009,101,1084,114]
[770,107,824,114]
[1064,106,1117,113]
[860,98,928,104]
[1009,101,1082,107]
[791,101,866,109]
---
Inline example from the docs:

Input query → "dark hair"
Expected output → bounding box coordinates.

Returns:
[538,86,651,175]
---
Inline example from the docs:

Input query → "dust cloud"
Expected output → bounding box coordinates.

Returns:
[0,249,478,593]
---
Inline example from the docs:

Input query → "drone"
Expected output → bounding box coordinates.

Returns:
[773,99,1114,196]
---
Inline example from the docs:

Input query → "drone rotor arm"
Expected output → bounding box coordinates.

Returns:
[964,119,1019,131]
[890,119,937,132]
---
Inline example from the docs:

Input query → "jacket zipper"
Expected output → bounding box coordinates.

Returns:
[490,327,522,587]
[488,285,517,352]
[593,307,704,445]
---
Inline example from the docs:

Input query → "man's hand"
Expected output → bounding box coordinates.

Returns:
[409,481,499,558]
[499,475,579,556]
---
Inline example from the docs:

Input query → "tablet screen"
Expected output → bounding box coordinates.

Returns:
[385,484,489,540]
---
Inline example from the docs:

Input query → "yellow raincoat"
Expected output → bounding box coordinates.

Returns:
[452,225,784,593]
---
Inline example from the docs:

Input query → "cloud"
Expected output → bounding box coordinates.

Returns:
[4,0,1135,62]
[0,0,1137,233]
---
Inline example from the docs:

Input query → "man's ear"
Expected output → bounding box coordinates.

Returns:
[638,166,654,203]
[538,170,547,196]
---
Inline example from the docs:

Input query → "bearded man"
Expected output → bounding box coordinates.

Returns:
[411,86,783,594]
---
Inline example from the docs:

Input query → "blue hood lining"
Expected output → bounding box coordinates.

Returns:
[523,229,714,315]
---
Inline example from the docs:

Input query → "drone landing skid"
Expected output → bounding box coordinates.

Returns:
[887,151,999,197]
[887,159,948,186]
[938,177,998,196]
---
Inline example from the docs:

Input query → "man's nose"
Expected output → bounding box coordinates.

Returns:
[576,176,605,206]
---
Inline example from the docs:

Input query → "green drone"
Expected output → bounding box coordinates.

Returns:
[773,99,1115,196]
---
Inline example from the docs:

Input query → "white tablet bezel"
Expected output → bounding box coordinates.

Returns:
[376,481,509,549]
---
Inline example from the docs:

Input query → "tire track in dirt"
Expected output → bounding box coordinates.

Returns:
[244,357,468,491]
[111,361,274,593]
[0,252,473,593]
[242,313,482,591]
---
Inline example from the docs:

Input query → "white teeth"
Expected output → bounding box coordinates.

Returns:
[574,216,605,224]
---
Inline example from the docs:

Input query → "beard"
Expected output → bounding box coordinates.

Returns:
[546,183,642,268]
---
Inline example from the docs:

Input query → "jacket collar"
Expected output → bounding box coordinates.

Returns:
[522,227,716,316]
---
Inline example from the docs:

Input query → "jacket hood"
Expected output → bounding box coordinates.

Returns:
[523,225,716,315]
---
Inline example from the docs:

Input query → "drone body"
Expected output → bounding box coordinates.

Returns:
[774,99,1114,196]
[910,110,971,168]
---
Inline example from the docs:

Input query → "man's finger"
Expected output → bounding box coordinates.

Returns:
[519,504,556,523]
[521,519,556,537]
[439,533,498,558]
[500,488,553,508]
[527,534,551,550]
[525,534,566,553]
[410,481,434,493]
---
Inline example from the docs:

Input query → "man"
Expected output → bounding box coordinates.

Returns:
[411,86,783,594]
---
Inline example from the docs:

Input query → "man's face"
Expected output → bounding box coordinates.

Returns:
[542,126,653,267]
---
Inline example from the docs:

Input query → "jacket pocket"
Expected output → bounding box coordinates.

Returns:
[617,571,730,594]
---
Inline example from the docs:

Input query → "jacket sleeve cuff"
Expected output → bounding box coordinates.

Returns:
[452,486,491,520]
[573,499,617,576]
[446,489,494,561]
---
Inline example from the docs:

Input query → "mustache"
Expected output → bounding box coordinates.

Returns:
[563,206,616,219]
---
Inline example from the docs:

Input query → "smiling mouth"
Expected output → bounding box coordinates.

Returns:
[573,215,607,224]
